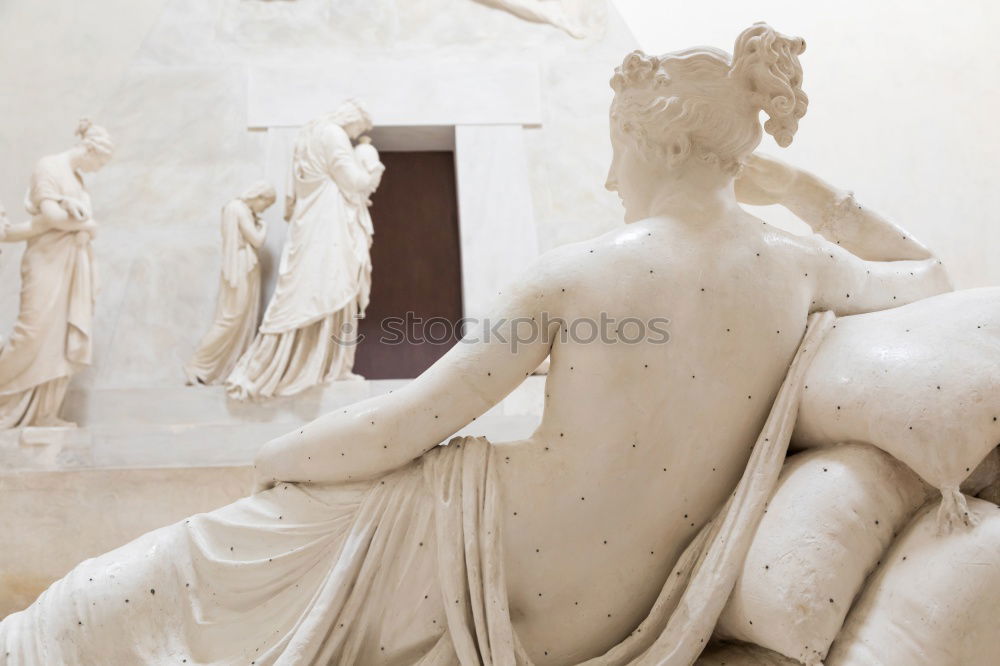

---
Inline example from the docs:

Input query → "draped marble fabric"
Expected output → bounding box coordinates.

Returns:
[0,157,95,427]
[0,314,832,665]
[226,121,375,400]
[184,200,265,385]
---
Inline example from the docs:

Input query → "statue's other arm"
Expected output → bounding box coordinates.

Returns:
[736,153,933,261]
[807,237,951,316]
[0,199,95,242]
[252,256,563,490]
[736,153,952,315]
[783,171,933,262]
[1,220,43,243]
[36,199,97,234]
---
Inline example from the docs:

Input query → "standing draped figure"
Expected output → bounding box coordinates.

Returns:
[226,101,384,400]
[351,134,383,317]
[0,120,113,428]
[184,183,275,385]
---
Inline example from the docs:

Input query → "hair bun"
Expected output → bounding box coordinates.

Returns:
[75,117,94,140]
[730,22,808,147]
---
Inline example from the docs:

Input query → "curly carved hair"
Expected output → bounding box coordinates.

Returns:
[610,22,807,175]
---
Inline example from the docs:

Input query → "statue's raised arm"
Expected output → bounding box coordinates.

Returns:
[736,152,952,316]
[736,151,935,261]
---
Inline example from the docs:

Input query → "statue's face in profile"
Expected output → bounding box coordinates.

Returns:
[249,193,276,214]
[605,120,653,224]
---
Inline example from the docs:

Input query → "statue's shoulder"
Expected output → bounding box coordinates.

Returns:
[26,155,67,202]
[32,154,62,178]
[753,217,827,258]
[317,121,350,143]
[539,234,608,266]
[777,226,838,262]
[529,229,626,287]
[223,199,248,215]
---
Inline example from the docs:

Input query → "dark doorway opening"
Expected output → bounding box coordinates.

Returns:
[353,151,464,379]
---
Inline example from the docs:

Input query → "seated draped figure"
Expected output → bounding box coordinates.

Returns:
[4,22,996,666]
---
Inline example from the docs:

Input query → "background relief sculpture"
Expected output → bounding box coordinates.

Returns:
[471,0,591,38]
[2,22,999,666]
[0,120,112,429]
[225,100,385,400]
[184,182,276,386]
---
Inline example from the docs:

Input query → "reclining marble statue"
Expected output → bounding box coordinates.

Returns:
[2,23,983,665]
[0,119,113,429]
[184,182,277,386]
[226,101,384,400]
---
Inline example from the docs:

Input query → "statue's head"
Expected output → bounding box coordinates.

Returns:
[606,23,807,218]
[73,118,114,173]
[240,181,277,214]
[325,99,373,140]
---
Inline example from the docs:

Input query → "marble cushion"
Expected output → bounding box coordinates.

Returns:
[795,287,1000,529]
[716,443,930,665]
[826,496,1000,666]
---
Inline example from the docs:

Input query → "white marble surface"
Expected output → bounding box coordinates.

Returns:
[248,62,543,128]
[455,124,540,319]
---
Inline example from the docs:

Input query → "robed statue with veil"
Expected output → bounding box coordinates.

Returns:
[226,100,385,400]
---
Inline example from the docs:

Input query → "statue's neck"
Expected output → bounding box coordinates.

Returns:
[631,162,739,225]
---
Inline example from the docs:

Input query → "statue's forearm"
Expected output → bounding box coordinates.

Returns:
[785,171,934,262]
[253,382,457,488]
[49,216,96,233]
[2,220,44,242]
